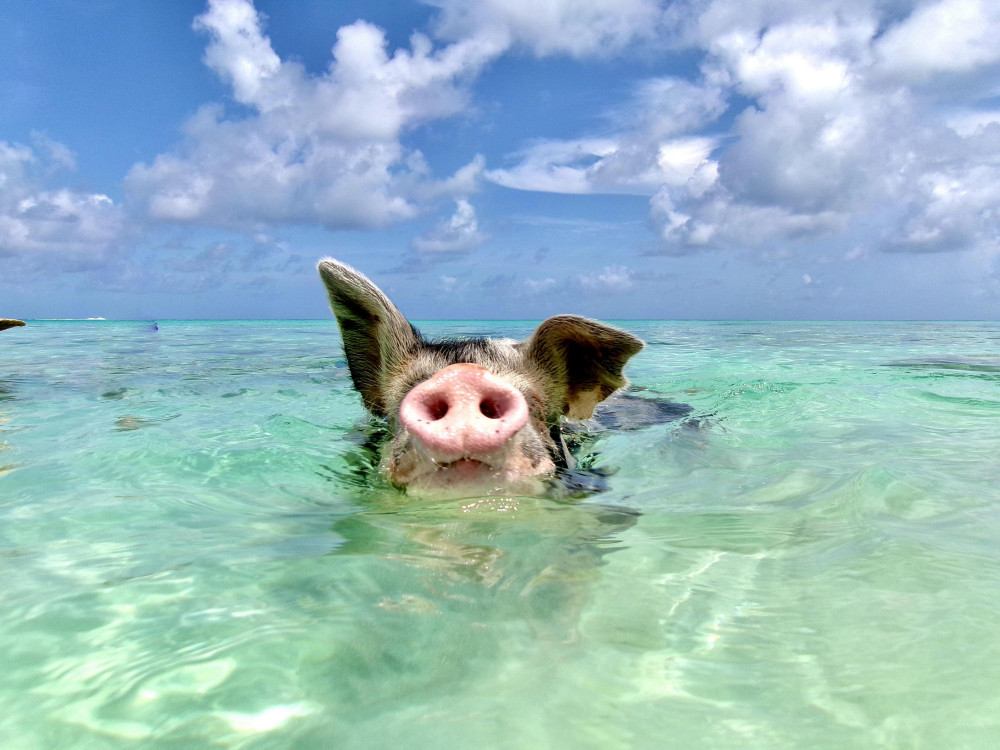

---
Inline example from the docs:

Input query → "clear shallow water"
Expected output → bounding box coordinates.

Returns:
[2,320,1000,749]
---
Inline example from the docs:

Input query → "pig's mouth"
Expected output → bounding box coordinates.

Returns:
[434,457,491,473]
[419,455,511,487]
[387,444,556,499]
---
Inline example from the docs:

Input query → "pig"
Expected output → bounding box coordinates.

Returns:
[318,258,644,498]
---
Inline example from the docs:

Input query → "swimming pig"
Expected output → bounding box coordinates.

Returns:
[318,258,643,498]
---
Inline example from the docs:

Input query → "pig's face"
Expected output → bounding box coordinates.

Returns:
[318,258,643,498]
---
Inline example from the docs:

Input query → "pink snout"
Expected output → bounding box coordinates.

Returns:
[398,363,529,462]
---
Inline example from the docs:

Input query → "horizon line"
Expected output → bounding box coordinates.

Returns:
[12,317,1000,324]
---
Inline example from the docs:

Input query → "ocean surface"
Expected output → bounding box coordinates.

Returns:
[2,319,999,749]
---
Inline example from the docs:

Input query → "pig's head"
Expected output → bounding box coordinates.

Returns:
[318,258,643,498]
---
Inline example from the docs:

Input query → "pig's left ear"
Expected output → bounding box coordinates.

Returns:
[525,315,644,420]
[318,258,421,416]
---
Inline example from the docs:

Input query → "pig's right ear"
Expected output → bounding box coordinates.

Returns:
[318,258,421,415]
[525,315,644,420]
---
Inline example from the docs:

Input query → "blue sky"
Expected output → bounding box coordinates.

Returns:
[2,0,999,320]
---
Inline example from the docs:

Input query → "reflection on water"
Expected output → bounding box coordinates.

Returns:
[2,320,1000,748]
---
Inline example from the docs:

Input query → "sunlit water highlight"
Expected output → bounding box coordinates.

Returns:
[2,320,999,749]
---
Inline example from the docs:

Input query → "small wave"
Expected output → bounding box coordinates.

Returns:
[885,357,1000,373]
[913,391,1000,411]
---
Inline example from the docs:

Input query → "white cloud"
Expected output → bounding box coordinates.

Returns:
[649,14,901,250]
[524,277,558,294]
[486,71,725,196]
[195,1,504,136]
[946,110,1000,137]
[428,0,665,58]
[875,0,1000,80]
[693,19,900,215]
[614,76,728,138]
[671,5,1000,255]
[486,135,716,195]
[0,140,123,261]
[486,138,618,194]
[579,265,634,292]
[650,180,847,249]
[29,132,78,172]
[889,164,1000,252]
[411,199,489,254]
[126,0,500,231]
[482,0,1000,259]
[193,0,283,108]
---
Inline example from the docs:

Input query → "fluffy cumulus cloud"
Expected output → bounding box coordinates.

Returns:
[875,0,1000,80]
[411,199,489,254]
[125,0,676,239]
[486,0,1000,258]
[890,161,1000,253]
[0,137,123,264]
[126,0,501,231]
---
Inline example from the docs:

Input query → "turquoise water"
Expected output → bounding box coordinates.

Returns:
[2,320,1000,749]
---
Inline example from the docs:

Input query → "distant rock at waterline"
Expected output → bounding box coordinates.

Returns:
[0,319,26,331]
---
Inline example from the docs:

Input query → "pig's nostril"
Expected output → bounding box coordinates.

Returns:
[479,398,499,419]
[479,394,511,419]
[426,398,449,421]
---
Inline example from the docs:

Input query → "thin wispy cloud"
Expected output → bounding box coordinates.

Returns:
[579,265,635,293]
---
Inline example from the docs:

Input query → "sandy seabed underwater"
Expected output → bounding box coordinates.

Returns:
[2,319,1000,749]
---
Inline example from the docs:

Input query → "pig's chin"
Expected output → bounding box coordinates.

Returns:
[392,455,555,500]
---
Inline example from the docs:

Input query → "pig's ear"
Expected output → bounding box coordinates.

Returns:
[525,315,644,420]
[318,258,421,415]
